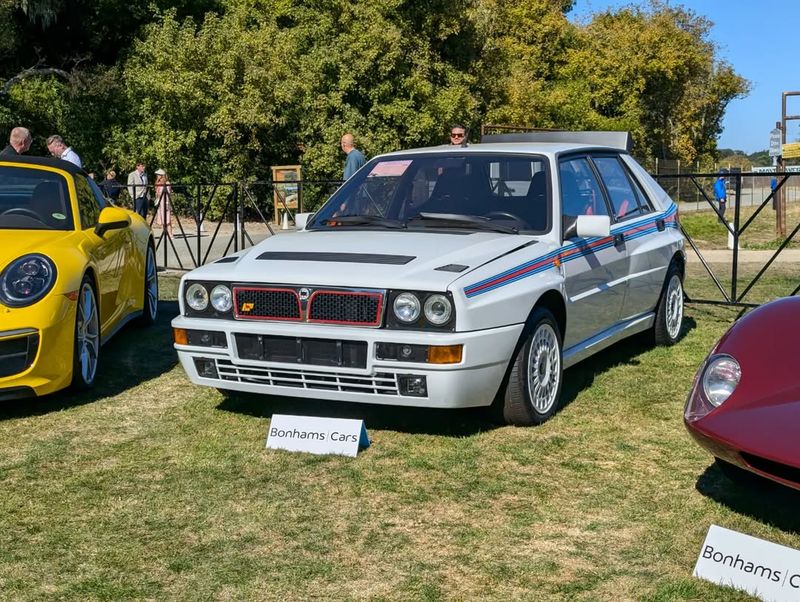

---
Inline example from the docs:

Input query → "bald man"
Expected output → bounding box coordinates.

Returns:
[340,133,366,180]
[0,127,32,158]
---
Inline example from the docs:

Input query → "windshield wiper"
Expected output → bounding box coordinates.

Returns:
[407,212,518,234]
[320,215,405,229]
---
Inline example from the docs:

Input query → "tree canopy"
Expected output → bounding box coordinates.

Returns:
[0,0,748,180]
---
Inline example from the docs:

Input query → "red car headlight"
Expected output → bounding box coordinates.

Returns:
[684,354,741,422]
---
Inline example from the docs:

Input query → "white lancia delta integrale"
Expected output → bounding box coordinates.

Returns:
[172,132,685,425]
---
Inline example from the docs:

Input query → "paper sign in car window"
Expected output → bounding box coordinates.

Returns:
[368,160,412,177]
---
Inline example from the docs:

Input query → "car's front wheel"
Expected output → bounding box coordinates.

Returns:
[653,262,683,346]
[138,242,158,326]
[71,275,100,389]
[502,308,563,426]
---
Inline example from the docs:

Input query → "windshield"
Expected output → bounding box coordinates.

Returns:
[0,166,73,230]
[309,153,550,233]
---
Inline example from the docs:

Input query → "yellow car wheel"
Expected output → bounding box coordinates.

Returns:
[71,275,100,389]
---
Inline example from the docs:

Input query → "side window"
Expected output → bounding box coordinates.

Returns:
[74,176,102,229]
[559,157,609,218]
[592,156,643,220]
[627,169,654,213]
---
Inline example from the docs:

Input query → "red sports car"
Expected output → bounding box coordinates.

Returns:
[685,296,800,490]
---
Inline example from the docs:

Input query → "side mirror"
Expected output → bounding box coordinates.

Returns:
[294,212,312,231]
[95,206,131,237]
[575,215,611,238]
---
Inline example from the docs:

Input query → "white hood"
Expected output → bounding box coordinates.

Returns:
[190,230,539,291]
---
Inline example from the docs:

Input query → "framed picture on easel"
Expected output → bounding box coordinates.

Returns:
[271,165,302,225]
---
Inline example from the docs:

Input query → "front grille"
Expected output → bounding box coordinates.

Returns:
[232,285,384,326]
[308,290,382,326]
[216,359,399,395]
[0,332,39,378]
[742,452,800,487]
[235,333,367,368]
[233,287,301,321]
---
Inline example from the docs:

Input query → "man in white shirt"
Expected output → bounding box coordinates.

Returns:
[127,161,150,219]
[46,134,82,168]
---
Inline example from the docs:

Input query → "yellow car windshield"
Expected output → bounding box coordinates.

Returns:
[0,166,73,230]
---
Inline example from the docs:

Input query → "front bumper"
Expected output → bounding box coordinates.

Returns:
[0,294,77,398]
[172,316,524,408]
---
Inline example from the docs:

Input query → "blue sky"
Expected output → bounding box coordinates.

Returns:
[568,0,800,154]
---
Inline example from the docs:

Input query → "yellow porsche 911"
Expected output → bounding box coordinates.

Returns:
[0,156,157,400]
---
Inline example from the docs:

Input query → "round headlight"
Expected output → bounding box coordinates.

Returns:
[0,254,56,307]
[186,283,209,311]
[702,354,741,407]
[393,293,421,323]
[210,285,232,312]
[424,294,452,325]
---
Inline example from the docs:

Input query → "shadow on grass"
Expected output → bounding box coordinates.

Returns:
[695,463,800,534]
[0,301,180,421]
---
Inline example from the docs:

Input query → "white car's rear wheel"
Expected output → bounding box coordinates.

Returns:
[653,263,683,346]
[72,276,100,389]
[502,308,563,426]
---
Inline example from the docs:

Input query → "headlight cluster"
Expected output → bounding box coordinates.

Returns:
[684,353,741,422]
[0,254,57,307]
[184,282,233,316]
[388,291,455,330]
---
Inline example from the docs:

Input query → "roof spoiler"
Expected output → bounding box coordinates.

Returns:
[480,131,632,152]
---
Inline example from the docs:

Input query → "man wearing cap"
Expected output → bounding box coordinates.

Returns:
[0,127,32,157]
[127,161,150,219]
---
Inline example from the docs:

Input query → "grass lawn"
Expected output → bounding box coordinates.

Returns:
[679,201,800,250]
[0,271,797,601]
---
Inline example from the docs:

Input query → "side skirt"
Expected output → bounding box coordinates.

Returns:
[563,313,655,369]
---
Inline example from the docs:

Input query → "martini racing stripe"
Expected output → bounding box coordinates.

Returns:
[464,205,677,298]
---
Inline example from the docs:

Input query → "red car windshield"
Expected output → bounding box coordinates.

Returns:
[0,166,73,230]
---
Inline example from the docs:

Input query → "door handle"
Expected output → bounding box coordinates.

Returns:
[656,218,665,231]
[613,233,625,248]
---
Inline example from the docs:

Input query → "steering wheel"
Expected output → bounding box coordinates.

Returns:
[485,211,526,224]
[1,207,43,220]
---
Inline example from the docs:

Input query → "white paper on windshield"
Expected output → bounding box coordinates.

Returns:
[368,160,412,177]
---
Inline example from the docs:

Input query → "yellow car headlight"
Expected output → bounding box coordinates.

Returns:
[0,254,57,307]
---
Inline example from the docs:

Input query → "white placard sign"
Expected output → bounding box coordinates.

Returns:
[694,525,800,601]
[266,414,370,457]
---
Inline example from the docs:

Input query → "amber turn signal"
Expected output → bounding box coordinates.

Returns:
[173,327,188,345]
[427,344,463,364]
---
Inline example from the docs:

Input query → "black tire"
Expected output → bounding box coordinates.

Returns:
[502,308,563,426]
[137,242,158,326]
[71,275,100,390]
[653,261,683,346]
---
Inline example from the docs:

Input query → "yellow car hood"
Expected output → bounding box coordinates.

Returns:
[0,229,78,272]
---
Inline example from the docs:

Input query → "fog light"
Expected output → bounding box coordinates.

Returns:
[375,343,427,362]
[193,357,218,379]
[186,329,227,348]
[398,374,428,397]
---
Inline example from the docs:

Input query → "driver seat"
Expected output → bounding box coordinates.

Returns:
[30,181,67,227]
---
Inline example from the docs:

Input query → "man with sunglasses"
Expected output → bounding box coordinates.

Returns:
[449,124,467,145]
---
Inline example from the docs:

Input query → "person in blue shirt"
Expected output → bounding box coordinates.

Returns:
[713,172,727,219]
[341,133,365,180]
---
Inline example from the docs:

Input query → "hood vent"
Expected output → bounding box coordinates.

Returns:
[256,251,415,265]
[435,264,468,273]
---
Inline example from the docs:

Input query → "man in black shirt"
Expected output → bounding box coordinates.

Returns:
[0,127,32,157]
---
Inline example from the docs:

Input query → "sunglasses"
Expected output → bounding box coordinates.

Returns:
[450,133,465,138]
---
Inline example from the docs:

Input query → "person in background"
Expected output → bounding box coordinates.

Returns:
[154,168,173,239]
[340,133,365,180]
[713,171,727,221]
[0,127,32,157]
[127,161,150,219]
[100,170,122,202]
[46,134,82,167]
[449,124,467,145]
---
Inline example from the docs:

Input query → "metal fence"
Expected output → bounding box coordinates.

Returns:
[141,172,799,308]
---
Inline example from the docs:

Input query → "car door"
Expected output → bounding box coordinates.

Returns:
[592,155,666,321]
[559,155,626,349]
[74,176,129,333]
